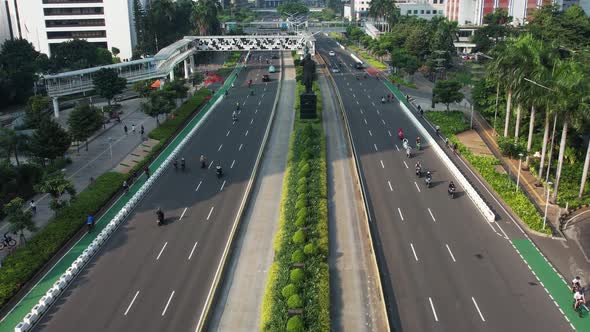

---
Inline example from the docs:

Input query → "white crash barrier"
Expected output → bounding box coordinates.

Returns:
[15,76,231,331]
[398,100,496,223]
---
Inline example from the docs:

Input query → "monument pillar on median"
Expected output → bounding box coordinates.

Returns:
[52,97,60,118]
[299,50,317,119]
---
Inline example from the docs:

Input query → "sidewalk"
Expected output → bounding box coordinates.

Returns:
[208,52,293,331]
[0,98,156,262]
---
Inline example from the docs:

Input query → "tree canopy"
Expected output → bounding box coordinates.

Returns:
[50,39,113,72]
[433,80,464,111]
[277,1,309,17]
[68,104,103,151]
[28,119,71,164]
[93,68,127,106]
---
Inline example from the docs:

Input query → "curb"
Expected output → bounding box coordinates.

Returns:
[316,52,391,332]
[196,51,285,332]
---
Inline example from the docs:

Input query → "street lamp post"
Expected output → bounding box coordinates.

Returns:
[516,153,524,192]
[543,181,553,230]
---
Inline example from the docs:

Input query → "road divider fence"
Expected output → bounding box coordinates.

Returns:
[12,65,242,332]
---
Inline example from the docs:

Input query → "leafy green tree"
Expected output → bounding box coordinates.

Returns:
[0,128,28,166]
[0,39,46,104]
[24,96,51,129]
[192,0,222,36]
[68,104,103,152]
[369,0,400,28]
[277,1,309,17]
[433,80,464,111]
[93,68,127,106]
[35,172,76,211]
[164,80,189,102]
[50,39,113,72]
[28,119,71,165]
[472,9,513,52]
[390,48,418,76]
[133,80,153,100]
[141,89,176,126]
[3,197,36,240]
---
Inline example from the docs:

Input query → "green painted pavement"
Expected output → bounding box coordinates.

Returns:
[0,65,243,332]
[512,239,589,331]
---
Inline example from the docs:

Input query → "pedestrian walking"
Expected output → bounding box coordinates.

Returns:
[30,200,36,214]
[123,180,129,194]
[144,167,150,179]
[131,124,136,133]
[124,125,128,135]
[87,214,94,231]
[140,125,145,137]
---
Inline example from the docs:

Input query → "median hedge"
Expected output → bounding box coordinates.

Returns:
[261,77,329,331]
[0,88,213,308]
[425,111,551,235]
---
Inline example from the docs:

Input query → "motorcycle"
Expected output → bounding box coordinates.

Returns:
[157,211,164,226]
[416,142,421,151]
[415,167,422,177]
[425,176,432,188]
[216,166,223,178]
[232,114,238,122]
[181,159,186,170]
[398,129,404,140]
[448,186,456,199]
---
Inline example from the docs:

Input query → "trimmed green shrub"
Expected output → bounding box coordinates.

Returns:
[303,243,316,255]
[290,268,304,284]
[287,316,304,332]
[295,199,307,210]
[288,294,303,309]
[282,283,297,299]
[295,213,307,227]
[291,249,305,263]
[292,229,305,244]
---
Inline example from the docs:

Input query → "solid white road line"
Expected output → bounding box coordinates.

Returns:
[218,144,223,151]
[124,291,140,316]
[245,130,249,136]
[360,109,364,114]
[388,181,393,191]
[207,206,214,220]
[195,180,202,192]
[372,102,375,106]
[156,242,168,260]
[230,160,236,168]
[414,181,421,192]
[410,243,418,261]
[356,100,359,105]
[239,144,243,151]
[388,130,392,137]
[429,297,439,322]
[208,161,214,169]
[428,208,436,222]
[403,161,409,169]
[162,291,175,316]
[179,207,188,221]
[364,118,367,125]
[238,110,241,115]
[472,297,486,321]
[398,208,404,221]
[220,180,226,191]
[188,241,198,260]
[446,244,456,262]
[226,130,231,137]
[369,130,373,137]
[380,160,384,168]
[353,93,356,98]
[258,101,262,106]
[255,109,258,114]
[381,119,386,125]
[374,144,378,151]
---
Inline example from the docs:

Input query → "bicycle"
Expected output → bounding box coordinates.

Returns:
[0,236,17,251]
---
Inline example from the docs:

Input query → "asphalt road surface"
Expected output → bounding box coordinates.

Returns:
[33,52,280,332]
[316,36,571,332]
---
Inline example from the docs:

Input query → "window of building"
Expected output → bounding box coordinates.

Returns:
[407,10,412,14]
[47,30,106,39]
[44,7,104,16]
[420,10,424,14]
[43,0,103,3]
[433,10,437,14]
[426,10,431,14]
[413,10,418,14]
[45,19,105,28]
[439,0,444,3]
[432,0,437,3]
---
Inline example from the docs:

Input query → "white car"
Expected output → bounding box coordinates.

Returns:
[329,51,335,56]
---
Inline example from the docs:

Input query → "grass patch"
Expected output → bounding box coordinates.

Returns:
[425,111,552,235]
[349,45,387,70]
[388,74,417,89]
[260,60,329,331]
[223,51,242,68]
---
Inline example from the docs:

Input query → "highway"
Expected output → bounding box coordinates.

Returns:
[316,36,571,331]
[32,52,281,332]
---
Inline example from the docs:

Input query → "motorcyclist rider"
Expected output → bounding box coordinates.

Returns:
[156,207,164,223]
[381,96,386,104]
[402,138,409,150]
[181,157,186,169]
[448,181,456,192]
[216,164,223,177]
[406,146,411,158]
[398,128,404,140]
[232,111,238,121]
[425,171,432,186]
[173,158,178,169]
[415,162,422,176]
[200,155,207,168]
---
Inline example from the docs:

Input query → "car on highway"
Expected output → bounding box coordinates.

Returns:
[262,74,270,82]
[269,65,276,73]
[331,65,340,73]
[354,62,364,69]
[329,51,335,56]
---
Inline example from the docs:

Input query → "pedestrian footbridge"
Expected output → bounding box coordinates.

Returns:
[43,33,316,114]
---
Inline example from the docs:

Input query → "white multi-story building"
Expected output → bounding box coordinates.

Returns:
[3,0,146,61]
[344,0,445,21]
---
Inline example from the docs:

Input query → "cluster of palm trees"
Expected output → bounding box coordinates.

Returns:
[488,33,590,202]
[367,0,400,31]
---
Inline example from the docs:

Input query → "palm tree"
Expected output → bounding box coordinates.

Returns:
[192,0,222,36]
[551,59,587,201]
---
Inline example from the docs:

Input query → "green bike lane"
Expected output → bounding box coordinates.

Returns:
[0,65,243,331]
[383,79,588,331]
